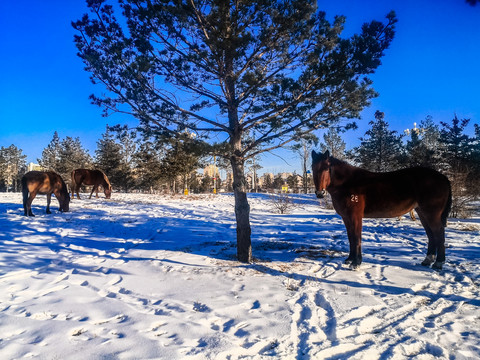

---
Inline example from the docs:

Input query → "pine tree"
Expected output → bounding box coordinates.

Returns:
[403,117,441,169]
[0,145,27,192]
[319,128,346,160]
[133,140,164,192]
[116,128,137,192]
[160,134,206,194]
[351,111,404,171]
[95,126,125,190]
[263,174,273,192]
[38,131,61,171]
[74,1,396,262]
[39,132,91,180]
[58,136,93,180]
[439,116,477,217]
[272,174,285,190]
[286,173,299,191]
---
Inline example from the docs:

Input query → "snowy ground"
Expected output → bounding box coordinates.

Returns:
[0,192,479,359]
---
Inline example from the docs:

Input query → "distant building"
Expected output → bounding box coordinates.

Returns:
[203,164,219,178]
[27,163,42,172]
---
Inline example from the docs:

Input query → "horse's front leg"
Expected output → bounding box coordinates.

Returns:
[89,186,97,199]
[342,214,363,270]
[46,193,52,214]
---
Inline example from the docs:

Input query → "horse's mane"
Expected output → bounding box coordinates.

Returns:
[327,157,359,172]
[329,156,351,167]
[102,171,112,189]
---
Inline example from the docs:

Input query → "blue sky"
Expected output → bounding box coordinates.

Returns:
[1,0,479,174]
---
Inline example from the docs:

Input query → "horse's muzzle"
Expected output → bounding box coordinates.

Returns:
[315,189,327,199]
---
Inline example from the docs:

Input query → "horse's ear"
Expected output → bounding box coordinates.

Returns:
[323,150,330,159]
[312,150,319,162]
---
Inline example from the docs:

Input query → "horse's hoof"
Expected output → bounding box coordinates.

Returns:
[344,258,353,265]
[421,255,436,266]
[432,262,444,270]
[349,263,361,270]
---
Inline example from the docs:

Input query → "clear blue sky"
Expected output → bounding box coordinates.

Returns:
[1,0,479,174]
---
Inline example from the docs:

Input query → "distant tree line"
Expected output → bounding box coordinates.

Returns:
[1,113,478,217]
[35,126,210,194]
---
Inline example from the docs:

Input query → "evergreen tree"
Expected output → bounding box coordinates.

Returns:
[319,128,346,160]
[470,123,480,195]
[272,174,285,190]
[39,132,91,180]
[286,173,299,191]
[133,140,164,192]
[74,1,396,262]
[115,128,137,192]
[0,145,27,192]
[351,111,404,171]
[403,117,441,169]
[57,136,93,179]
[439,116,478,217]
[160,133,206,194]
[187,173,202,194]
[263,174,273,192]
[38,131,61,171]
[199,175,213,193]
[95,126,124,189]
[439,116,471,166]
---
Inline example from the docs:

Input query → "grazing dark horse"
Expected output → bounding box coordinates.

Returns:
[22,171,70,216]
[71,169,112,199]
[312,150,452,270]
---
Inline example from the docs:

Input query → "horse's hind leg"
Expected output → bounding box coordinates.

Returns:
[46,193,52,214]
[417,209,445,269]
[26,192,37,217]
[417,211,436,266]
[23,189,29,216]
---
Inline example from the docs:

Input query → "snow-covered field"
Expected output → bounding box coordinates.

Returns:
[0,192,479,359]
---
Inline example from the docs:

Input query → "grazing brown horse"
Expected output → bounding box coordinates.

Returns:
[22,171,70,216]
[312,150,452,270]
[71,169,112,199]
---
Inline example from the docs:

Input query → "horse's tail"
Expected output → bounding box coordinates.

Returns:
[21,175,29,206]
[442,181,452,227]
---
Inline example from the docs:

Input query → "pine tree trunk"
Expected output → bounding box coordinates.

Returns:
[231,154,252,263]
[224,45,252,262]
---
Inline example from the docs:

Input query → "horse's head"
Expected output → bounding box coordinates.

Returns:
[312,150,331,199]
[59,194,71,212]
[102,173,112,199]
[104,186,112,199]
[56,177,70,212]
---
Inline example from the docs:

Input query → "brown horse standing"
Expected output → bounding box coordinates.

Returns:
[312,150,452,270]
[71,169,112,199]
[22,171,70,216]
